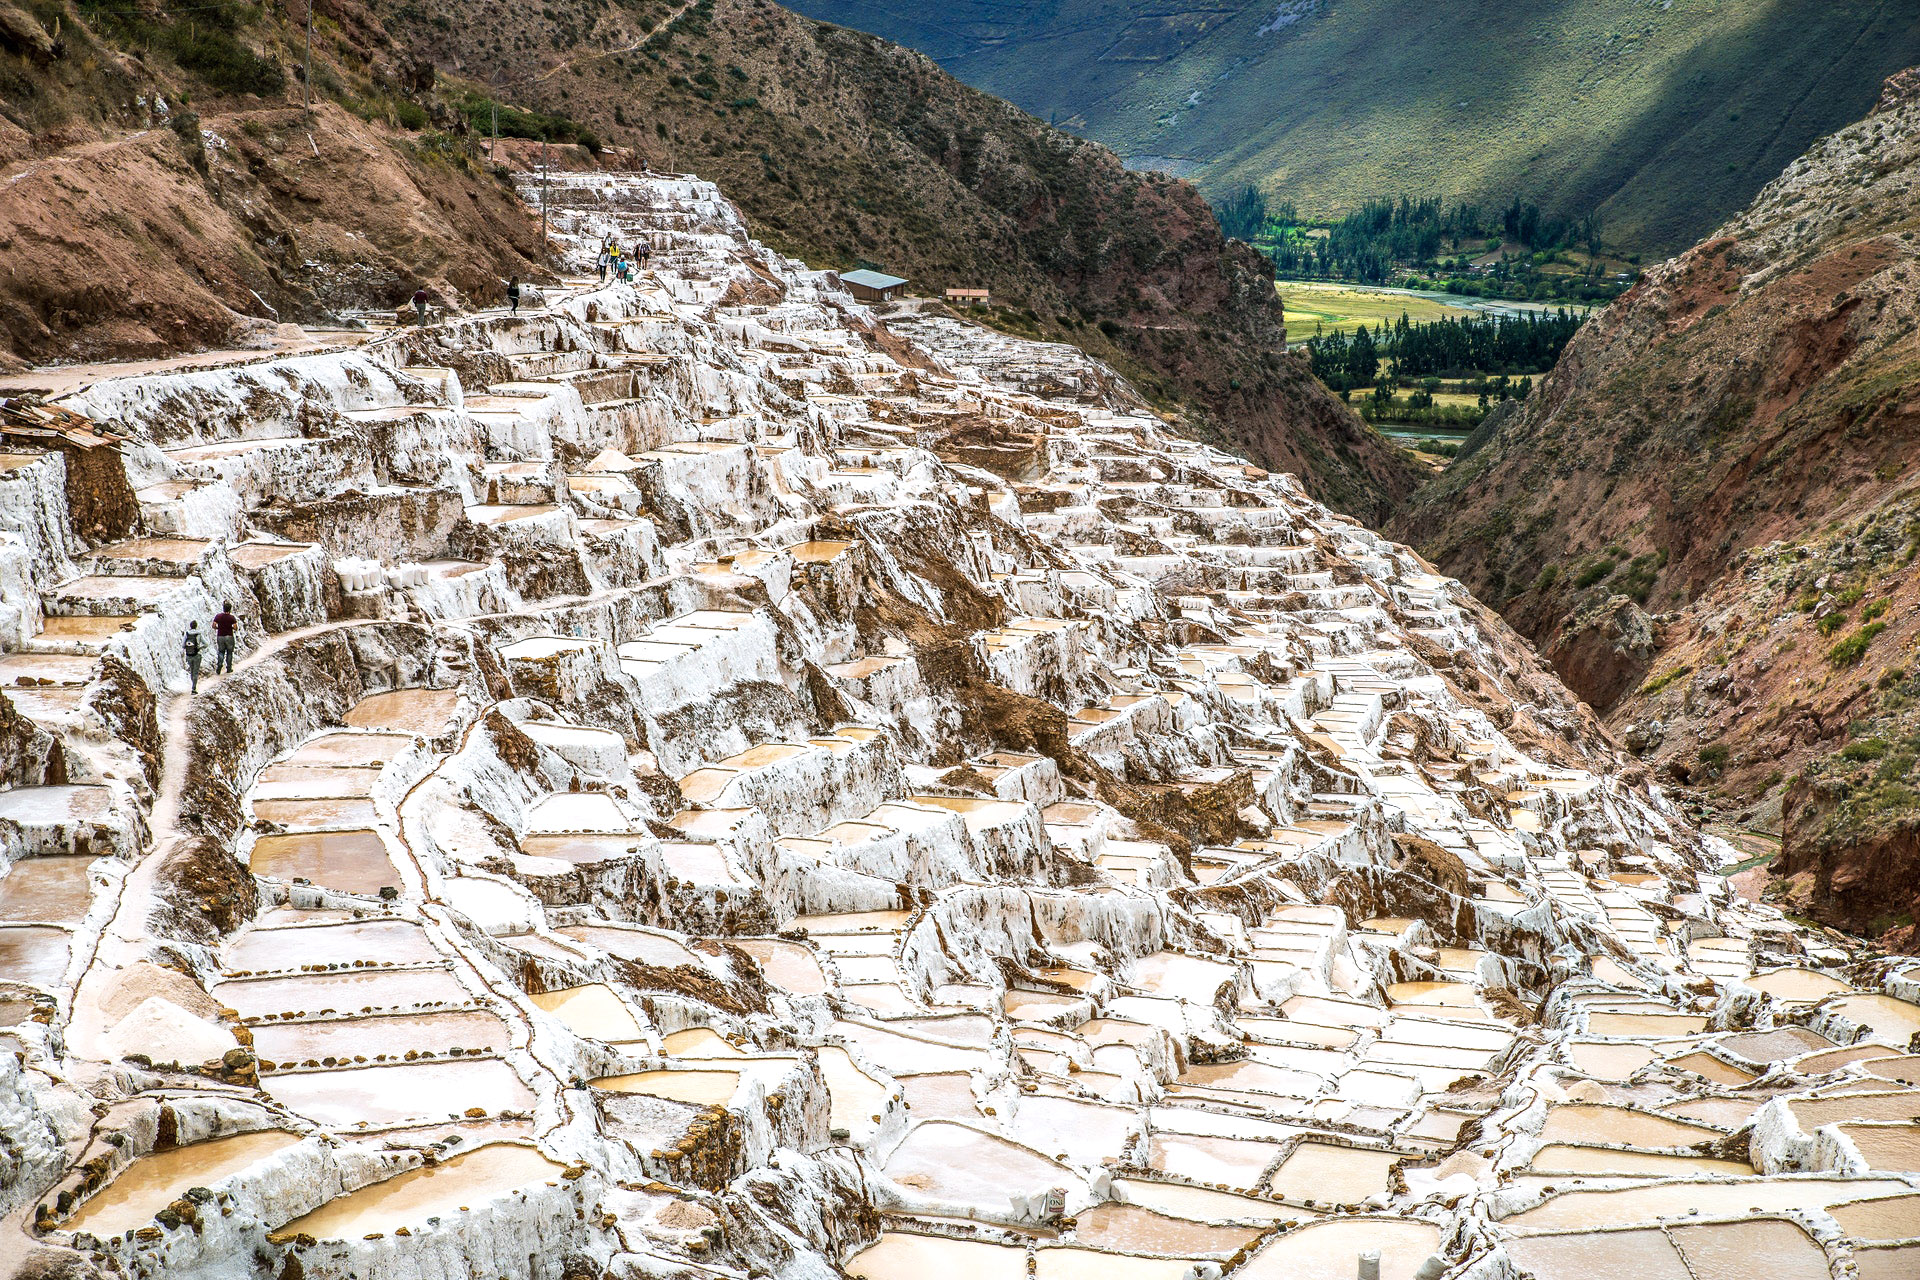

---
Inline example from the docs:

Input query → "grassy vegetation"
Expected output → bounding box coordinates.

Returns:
[76,0,286,98]
[1281,282,1473,337]
[786,1,1920,255]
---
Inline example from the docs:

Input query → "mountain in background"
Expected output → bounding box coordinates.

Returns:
[0,0,1416,519]
[1391,69,1920,949]
[783,0,1920,255]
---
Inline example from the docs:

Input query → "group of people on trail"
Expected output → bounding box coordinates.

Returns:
[596,237,651,285]
[181,603,238,695]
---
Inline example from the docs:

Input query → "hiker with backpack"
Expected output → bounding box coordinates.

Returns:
[183,621,203,694]
[508,276,522,315]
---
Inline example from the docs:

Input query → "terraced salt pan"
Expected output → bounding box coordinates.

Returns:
[1504,1177,1916,1230]
[269,1142,564,1241]
[1032,1249,1196,1280]
[1746,968,1851,1002]
[1665,1050,1759,1084]
[557,923,702,968]
[883,1120,1071,1205]
[721,940,827,997]
[251,1010,508,1064]
[0,855,95,923]
[64,1131,301,1235]
[1537,1104,1723,1148]
[1113,1177,1300,1222]
[342,687,463,734]
[286,732,411,766]
[818,1045,888,1140]
[1526,1145,1751,1176]
[1507,1219,1830,1280]
[250,797,381,829]
[249,830,397,894]
[530,984,647,1042]
[1237,1217,1442,1280]
[1071,1202,1262,1257]
[1825,994,1920,1043]
[848,1233,1027,1280]
[1145,1132,1281,1188]
[225,919,438,971]
[1830,1191,1920,1240]
[518,834,646,864]
[1843,1123,1920,1172]
[0,925,70,987]
[212,966,471,1017]
[593,1068,742,1105]
[264,1057,535,1126]
[1267,1141,1402,1203]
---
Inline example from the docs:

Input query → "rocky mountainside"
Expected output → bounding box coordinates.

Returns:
[369,0,1420,521]
[0,0,1417,521]
[781,0,1920,255]
[4,159,1916,1280]
[1392,70,1920,947]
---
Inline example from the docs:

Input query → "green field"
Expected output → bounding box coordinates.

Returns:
[786,0,1920,255]
[1280,283,1475,340]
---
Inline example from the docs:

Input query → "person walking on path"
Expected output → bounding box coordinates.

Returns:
[183,621,203,694]
[507,276,522,315]
[412,287,430,324]
[597,242,611,284]
[212,602,238,675]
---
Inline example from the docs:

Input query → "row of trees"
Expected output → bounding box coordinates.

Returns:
[1303,309,1582,389]
[1213,187,1608,283]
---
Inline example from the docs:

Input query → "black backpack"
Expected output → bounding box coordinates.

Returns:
[184,631,201,658]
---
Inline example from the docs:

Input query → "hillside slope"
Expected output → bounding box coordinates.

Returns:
[0,0,1415,519]
[784,0,1920,255]
[364,0,1420,520]
[1392,69,1920,947]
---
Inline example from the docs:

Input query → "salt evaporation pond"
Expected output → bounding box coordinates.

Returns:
[0,925,69,987]
[1507,1218,1831,1280]
[1111,1177,1299,1223]
[250,1010,508,1064]
[883,1120,1069,1204]
[1824,994,1920,1043]
[848,1232,1028,1280]
[343,687,463,734]
[264,1057,535,1125]
[1072,1202,1262,1256]
[1033,1248,1196,1280]
[593,1068,742,1106]
[270,1142,564,1240]
[1267,1142,1402,1203]
[0,855,95,923]
[65,1131,300,1235]
[212,966,471,1017]
[531,984,646,1042]
[249,830,397,894]
[1505,1177,1916,1230]
[1237,1217,1442,1280]
[225,919,438,970]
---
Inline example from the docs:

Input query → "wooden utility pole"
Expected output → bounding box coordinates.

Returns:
[490,102,498,163]
[303,0,313,111]
[540,137,549,254]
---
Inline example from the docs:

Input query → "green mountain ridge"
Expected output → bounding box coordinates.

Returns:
[784,0,1920,254]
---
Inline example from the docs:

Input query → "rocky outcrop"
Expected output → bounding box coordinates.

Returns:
[1541,594,1657,714]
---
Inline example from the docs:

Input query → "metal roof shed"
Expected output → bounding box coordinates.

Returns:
[841,269,908,303]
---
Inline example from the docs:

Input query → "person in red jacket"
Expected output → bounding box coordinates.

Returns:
[212,602,238,675]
